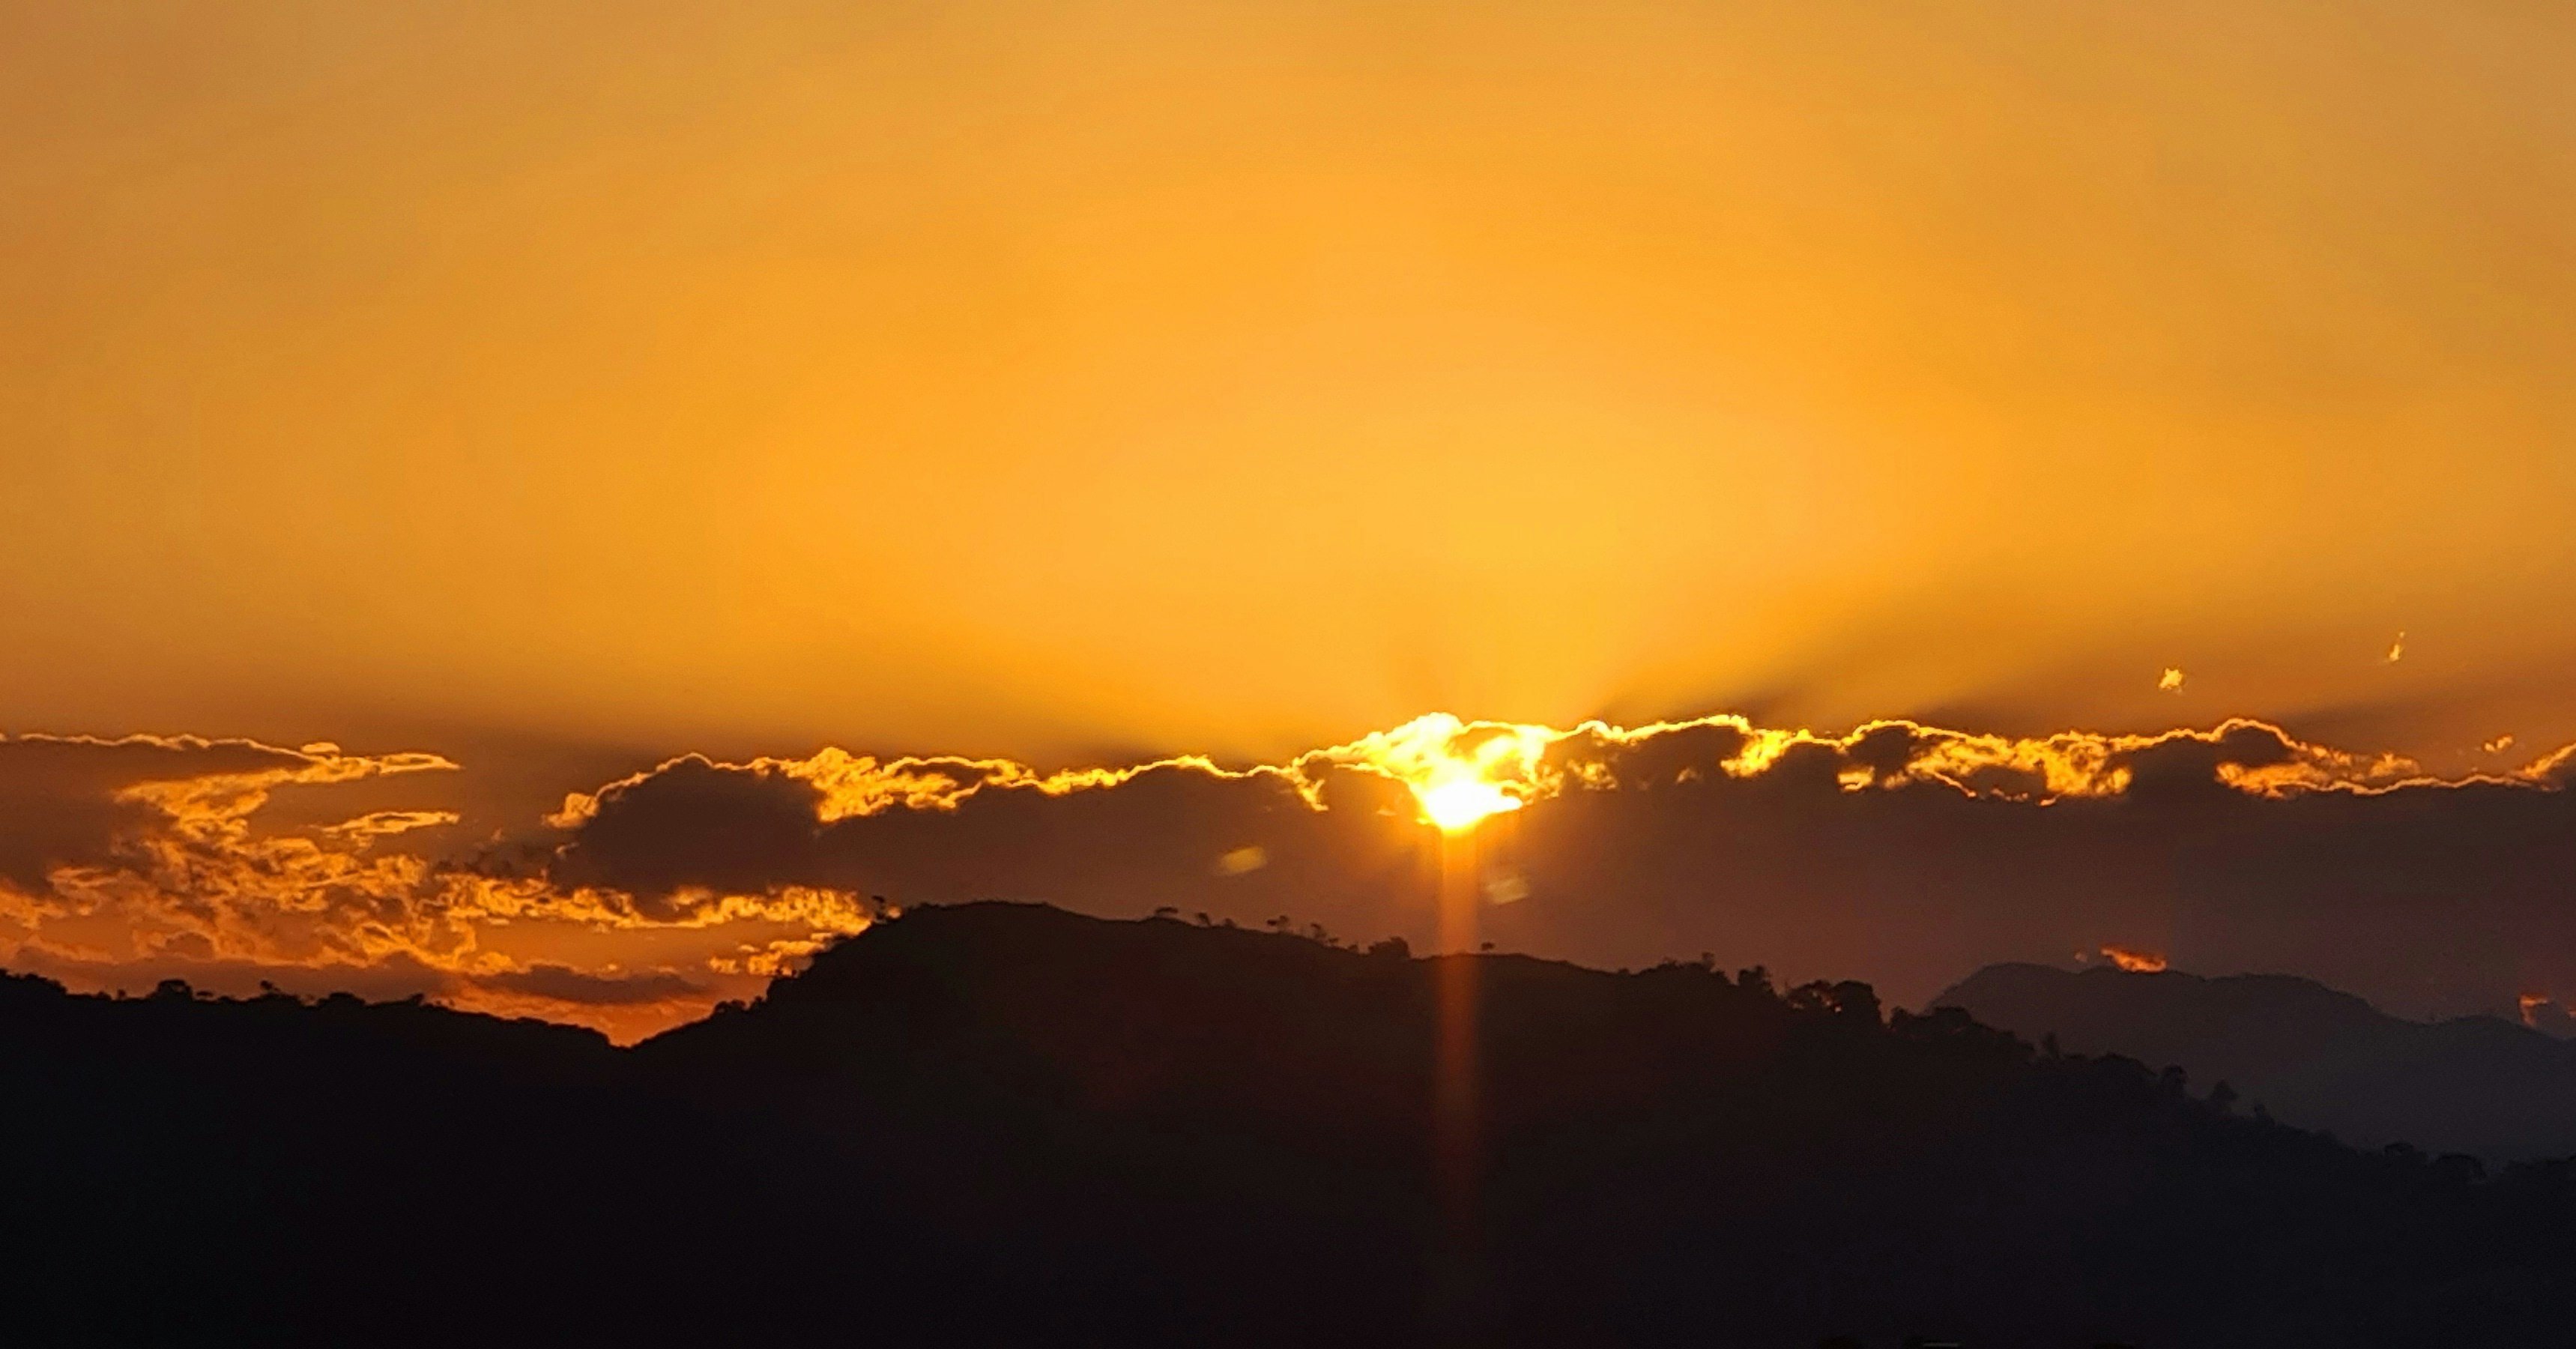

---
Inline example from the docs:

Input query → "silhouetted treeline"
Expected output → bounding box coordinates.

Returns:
[5,905,2574,1346]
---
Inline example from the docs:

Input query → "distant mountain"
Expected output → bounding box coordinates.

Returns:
[6,903,2575,1346]
[1936,962,2576,1160]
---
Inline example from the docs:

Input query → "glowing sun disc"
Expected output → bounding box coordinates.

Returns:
[1416,779,1520,833]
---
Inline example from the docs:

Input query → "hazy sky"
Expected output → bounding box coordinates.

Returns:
[7,0,2575,769]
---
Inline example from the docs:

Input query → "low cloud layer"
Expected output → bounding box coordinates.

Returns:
[4,716,2572,1039]
[0,732,870,1039]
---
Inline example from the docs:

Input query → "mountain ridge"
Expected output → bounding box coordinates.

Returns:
[1935,961,2576,1160]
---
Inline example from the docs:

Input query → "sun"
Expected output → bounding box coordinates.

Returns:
[1415,776,1522,833]
[1317,712,1553,834]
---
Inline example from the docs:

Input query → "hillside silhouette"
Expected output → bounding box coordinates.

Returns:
[1938,962,2576,1162]
[7,902,2575,1346]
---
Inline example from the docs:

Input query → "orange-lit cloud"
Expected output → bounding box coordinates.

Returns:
[528,712,2576,1026]
[548,709,2492,858]
[0,731,873,1041]
[2102,946,2169,974]
[13,711,2574,1041]
[2521,995,2575,1036]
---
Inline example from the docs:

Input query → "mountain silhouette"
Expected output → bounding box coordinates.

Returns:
[7,902,2575,1346]
[1936,962,2576,1161]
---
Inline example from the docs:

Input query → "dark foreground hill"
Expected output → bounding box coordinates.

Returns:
[1937,962,2576,1162]
[6,903,2575,1347]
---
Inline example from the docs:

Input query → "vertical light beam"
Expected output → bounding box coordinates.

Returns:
[1430,822,1484,1330]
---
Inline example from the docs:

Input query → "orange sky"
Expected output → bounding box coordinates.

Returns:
[4,1,2574,771]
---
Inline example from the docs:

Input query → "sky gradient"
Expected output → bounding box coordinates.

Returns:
[7,1,2576,767]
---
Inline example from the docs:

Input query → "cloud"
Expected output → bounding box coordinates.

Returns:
[536,713,2576,1023]
[6,714,2575,1040]
[2099,945,2168,974]
[476,962,705,1007]
[0,733,348,887]
[0,732,870,1041]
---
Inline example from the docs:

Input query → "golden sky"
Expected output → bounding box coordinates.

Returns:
[5,2,2574,770]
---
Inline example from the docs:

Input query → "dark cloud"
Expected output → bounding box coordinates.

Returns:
[2115,720,2297,803]
[10,717,2576,1037]
[0,734,313,887]
[545,719,2576,1022]
[1542,721,1750,789]
[1840,722,1925,785]
[550,755,828,917]
[477,964,704,1006]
